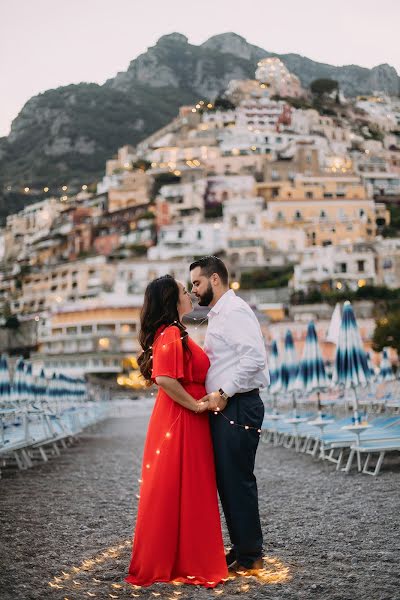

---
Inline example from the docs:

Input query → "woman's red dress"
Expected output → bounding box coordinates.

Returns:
[125,325,228,588]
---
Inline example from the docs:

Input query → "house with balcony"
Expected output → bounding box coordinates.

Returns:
[31,295,142,376]
[148,222,226,260]
[292,243,377,292]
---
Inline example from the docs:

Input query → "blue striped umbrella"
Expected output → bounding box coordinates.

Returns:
[35,369,48,403]
[12,357,26,404]
[295,321,329,414]
[24,363,35,405]
[332,301,371,421]
[268,340,283,412]
[378,348,394,382]
[365,352,376,380]
[0,354,11,403]
[281,330,299,393]
[281,330,299,414]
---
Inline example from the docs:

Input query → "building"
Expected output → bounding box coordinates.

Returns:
[223,196,265,267]
[148,222,226,260]
[107,169,152,213]
[255,58,303,98]
[258,175,389,246]
[32,296,141,376]
[8,256,115,316]
[292,243,377,292]
[114,258,190,294]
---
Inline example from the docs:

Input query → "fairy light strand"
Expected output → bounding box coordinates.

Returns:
[146,321,263,435]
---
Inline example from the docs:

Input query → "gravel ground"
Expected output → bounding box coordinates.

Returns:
[1,398,400,600]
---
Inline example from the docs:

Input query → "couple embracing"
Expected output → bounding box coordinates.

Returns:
[125,256,269,588]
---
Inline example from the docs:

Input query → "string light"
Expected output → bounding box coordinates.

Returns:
[141,322,263,435]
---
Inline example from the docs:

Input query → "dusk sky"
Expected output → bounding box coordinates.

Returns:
[1,0,398,137]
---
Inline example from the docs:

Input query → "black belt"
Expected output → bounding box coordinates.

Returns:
[234,388,259,396]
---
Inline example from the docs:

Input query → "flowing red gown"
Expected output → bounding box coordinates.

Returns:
[125,325,228,588]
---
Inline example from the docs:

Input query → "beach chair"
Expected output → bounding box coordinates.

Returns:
[346,439,400,476]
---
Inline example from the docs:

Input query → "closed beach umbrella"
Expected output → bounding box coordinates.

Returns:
[35,368,48,404]
[281,330,299,415]
[0,354,11,403]
[269,340,283,395]
[281,330,298,393]
[378,348,394,382]
[268,340,283,412]
[295,321,329,415]
[332,301,371,421]
[12,357,26,404]
[365,352,376,380]
[24,363,35,405]
[326,303,341,345]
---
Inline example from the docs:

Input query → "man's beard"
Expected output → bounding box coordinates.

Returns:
[197,282,214,306]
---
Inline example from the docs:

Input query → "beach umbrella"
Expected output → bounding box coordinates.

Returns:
[35,369,48,404]
[295,321,329,415]
[24,363,35,405]
[12,357,26,404]
[268,340,283,411]
[378,348,394,382]
[281,330,299,415]
[365,352,376,380]
[281,330,299,392]
[331,301,371,422]
[0,354,12,404]
[326,303,341,345]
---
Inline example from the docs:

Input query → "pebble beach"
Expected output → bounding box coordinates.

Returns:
[1,398,399,600]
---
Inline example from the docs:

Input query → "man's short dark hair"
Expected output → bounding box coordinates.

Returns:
[189,256,229,286]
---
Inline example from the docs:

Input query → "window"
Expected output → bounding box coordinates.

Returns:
[294,211,302,221]
[320,210,327,219]
[82,325,92,334]
[197,230,202,240]
[306,191,314,199]
[357,260,365,272]
[66,327,78,334]
[231,216,238,228]
[277,211,284,222]
[340,263,347,273]
[98,323,115,333]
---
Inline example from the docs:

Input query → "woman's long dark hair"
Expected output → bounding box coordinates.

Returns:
[138,275,190,383]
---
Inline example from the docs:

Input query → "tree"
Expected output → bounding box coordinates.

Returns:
[310,78,339,96]
[213,96,236,111]
[372,311,400,354]
[132,159,151,171]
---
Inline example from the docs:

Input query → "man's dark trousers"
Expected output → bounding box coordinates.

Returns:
[209,389,265,567]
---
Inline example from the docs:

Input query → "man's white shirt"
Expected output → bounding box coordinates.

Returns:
[204,289,270,396]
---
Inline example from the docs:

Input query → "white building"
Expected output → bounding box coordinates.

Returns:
[114,258,190,294]
[360,171,400,196]
[255,58,303,97]
[223,196,266,267]
[235,98,289,130]
[292,244,376,292]
[148,222,226,260]
[32,295,142,377]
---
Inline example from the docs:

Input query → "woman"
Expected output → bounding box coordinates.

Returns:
[125,275,228,588]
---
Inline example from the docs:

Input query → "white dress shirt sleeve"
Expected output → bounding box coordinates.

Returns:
[220,306,267,397]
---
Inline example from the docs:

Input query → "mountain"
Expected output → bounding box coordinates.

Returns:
[0,31,399,209]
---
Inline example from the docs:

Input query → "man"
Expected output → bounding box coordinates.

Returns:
[190,256,269,573]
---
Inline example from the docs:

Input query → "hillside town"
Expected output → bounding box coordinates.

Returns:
[1,58,400,383]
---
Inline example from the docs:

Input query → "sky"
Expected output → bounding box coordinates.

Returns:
[0,0,399,137]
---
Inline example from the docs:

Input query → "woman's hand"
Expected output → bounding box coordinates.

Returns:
[194,399,209,413]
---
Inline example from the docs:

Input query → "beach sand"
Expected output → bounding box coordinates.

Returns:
[0,397,399,600]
